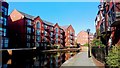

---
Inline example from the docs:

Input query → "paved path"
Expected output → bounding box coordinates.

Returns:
[61,46,98,67]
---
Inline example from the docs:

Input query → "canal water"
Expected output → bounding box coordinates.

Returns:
[2,50,80,68]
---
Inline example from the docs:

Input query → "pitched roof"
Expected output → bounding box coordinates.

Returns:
[60,25,69,31]
[43,20,54,26]
[17,10,35,20]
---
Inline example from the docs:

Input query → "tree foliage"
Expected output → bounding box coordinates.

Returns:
[106,45,120,67]
[91,39,105,47]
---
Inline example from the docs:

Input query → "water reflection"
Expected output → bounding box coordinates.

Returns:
[2,50,80,68]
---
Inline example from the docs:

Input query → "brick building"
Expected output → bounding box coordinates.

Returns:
[77,31,88,45]
[54,23,65,48]
[61,25,75,47]
[8,9,35,48]
[0,0,9,49]
[95,1,120,46]
[76,31,93,45]
[8,9,66,49]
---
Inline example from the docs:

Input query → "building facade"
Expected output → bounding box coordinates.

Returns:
[8,9,67,49]
[8,9,35,48]
[0,0,9,49]
[54,23,65,48]
[77,31,88,45]
[95,1,120,47]
[76,31,94,45]
[61,25,75,47]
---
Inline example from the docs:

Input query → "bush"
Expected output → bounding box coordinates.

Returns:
[91,39,105,48]
[83,43,88,46]
[106,45,120,67]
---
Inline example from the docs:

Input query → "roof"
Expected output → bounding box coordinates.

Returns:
[60,25,69,31]
[17,10,35,20]
[43,20,54,26]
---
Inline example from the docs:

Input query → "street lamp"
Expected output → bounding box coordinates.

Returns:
[87,29,90,58]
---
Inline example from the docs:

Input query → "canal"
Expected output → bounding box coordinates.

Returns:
[2,49,80,68]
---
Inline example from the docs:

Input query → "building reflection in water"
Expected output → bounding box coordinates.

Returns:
[2,50,79,68]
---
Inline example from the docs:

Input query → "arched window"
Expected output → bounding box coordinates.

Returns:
[36,22,40,28]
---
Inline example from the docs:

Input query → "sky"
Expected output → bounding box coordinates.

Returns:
[8,2,100,36]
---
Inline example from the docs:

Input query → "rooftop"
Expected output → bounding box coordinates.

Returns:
[17,10,35,20]
[60,25,69,31]
[43,20,54,26]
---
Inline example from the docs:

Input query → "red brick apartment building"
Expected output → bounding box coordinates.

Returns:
[95,1,120,46]
[61,25,75,47]
[8,9,66,49]
[8,9,35,48]
[33,16,55,49]
[76,31,93,45]
[54,23,65,48]
[0,0,9,49]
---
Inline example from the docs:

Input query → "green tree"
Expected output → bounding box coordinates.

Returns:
[91,39,105,47]
[106,45,120,67]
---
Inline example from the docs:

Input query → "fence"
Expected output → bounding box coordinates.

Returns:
[91,47,105,63]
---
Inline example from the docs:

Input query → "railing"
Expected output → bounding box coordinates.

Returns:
[111,11,120,26]
[91,47,105,63]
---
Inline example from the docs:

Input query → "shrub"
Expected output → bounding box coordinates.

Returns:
[106,45,120,67]
[84,43,88,46]
[91,39,105,48]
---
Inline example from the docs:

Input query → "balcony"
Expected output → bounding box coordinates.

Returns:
[50,28,54,32]
[44,26,49,31]
[60,40,63,43]
[70,32,73,36]
[70,40,73,44]
[100,21,105,34]
[111,12,120,27]
[60,35,63,39]
[50,35,54,38]
[44,33,48,37]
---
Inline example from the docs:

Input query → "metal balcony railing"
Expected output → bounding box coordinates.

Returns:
[111,11,120,26]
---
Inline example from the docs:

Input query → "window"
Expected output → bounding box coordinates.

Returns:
[36,30,40,35]
[0,28,2,36]
[50,27,53,31]
[44,31,47,36]
[0,17,3,24]
[44,25,47,29]
[56,39,58,43]
[32,36,34,39]
[37,22,40,28]
[2,37,8,48]
[56,34,58,38]
[4,38,8,48]
[27,35,30,41]
[27,19,31,26]
[3,18,7,26]
[44,37,47,41]
[50,32,53,37]
[56,28,58,33]
[68,31,69,33]
[61,35,62,38]
[36,36,40,41]
[27,27,31,34]
[27,43,30,48]
[61,30,63,33]
[36,42,39,47]
[3,28,6,36]
[2,6,7,16]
